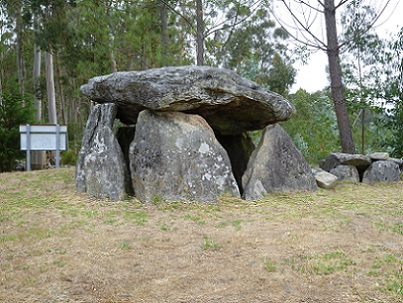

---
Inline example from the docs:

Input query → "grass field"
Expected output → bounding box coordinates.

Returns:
[1,167,403,302]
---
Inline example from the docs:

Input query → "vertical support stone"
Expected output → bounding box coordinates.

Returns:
[130,110,240,202]
[76,103,133,200]
[242,124,317,200]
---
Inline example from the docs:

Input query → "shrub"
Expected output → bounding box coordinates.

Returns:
[0,91,35,172]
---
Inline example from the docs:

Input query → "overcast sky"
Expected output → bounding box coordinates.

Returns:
[289,0,402,93]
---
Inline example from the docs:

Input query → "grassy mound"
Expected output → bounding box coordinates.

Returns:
[1,168,402,302]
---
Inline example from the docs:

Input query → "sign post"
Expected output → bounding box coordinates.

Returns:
[20,124,67,171]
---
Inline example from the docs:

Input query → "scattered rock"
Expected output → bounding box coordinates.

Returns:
[362,160,401,184]
[319,153,372,173]
[312,168,339,189]
[318,152,402,187]
[368,152,389,161]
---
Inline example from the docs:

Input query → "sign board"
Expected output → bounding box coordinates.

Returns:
[20,124,67,171]
[20,124,67,151]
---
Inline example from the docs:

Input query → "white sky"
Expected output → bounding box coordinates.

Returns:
[289,0,402,93]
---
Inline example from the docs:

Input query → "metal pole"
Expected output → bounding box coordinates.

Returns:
[56,124,60,169]
[26,124,31,171]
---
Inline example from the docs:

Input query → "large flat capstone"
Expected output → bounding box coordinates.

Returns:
[81,66,295,135]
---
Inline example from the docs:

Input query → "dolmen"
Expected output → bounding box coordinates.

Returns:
[314,152,403,189]
[76,66,318,201]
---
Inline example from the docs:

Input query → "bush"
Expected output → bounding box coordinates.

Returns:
[281,89,340,165]
[0,91,35,172]
[61,149,78,166]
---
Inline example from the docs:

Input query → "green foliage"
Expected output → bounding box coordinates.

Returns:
[60,149,78,166]
[0,91,35,172]
[2,0,400,162]
[203,1,297,95]
[283,87,394,164]
[265,53,296,96]
[360,26,403,158]
[263,258,277,272]
[202,234,221,250]
[339,3,392,155]
[281,89,339,164]
[337,5,403,157]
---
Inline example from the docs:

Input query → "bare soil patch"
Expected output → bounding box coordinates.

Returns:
[1,168,402,302]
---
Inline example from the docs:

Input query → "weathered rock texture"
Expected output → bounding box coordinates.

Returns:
[362,160,401,184]
[242,124,317,200]
[76,103,133,200]
[80,66,295,135]
[330,165,360,182]
[319,152,402,186]
[312,168,339,189]
[76,66,320,201]
[319,153,371,175]
[130,110,240,202]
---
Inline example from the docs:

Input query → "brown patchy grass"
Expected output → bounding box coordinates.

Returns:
[1,167,403,302]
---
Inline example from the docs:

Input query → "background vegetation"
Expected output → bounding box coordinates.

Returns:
[0,0,402,172]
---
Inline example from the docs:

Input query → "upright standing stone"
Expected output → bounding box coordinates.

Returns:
[76,103,133,200]
[242,124,317,200]
[130,110,240,202]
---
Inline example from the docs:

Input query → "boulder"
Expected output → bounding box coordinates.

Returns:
[76,103,133,200]
[362,160,401,184]
[329,165,360,182]
[390,158,403,171]
[368,152,389,161]
[129,110,240,202]
[242,124,317,200]
[319,153,371,174]
[312,168,338,189]
[80,66,295,135]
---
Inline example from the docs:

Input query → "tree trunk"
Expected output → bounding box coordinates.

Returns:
[110,50,117,72]
[54,51,67,124]
[196,0,204,66]
[324,0,356,154]
[16,5,25,94]
[33,38,42,120]
[46,52,57,124]
[32,27,47,170]
[0,48,3,102]
[160,0,169,64]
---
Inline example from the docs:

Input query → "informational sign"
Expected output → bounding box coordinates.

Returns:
[20,124,67,171]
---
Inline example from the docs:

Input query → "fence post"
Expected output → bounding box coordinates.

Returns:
[56,124,60,169]
[26,124,31,171]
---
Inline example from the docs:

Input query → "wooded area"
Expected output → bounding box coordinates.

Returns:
[0,0,402,172]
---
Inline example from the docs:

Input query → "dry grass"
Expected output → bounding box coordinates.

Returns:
[1,167,403,302]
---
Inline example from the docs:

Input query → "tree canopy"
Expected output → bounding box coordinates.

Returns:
[0,0,402,171]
